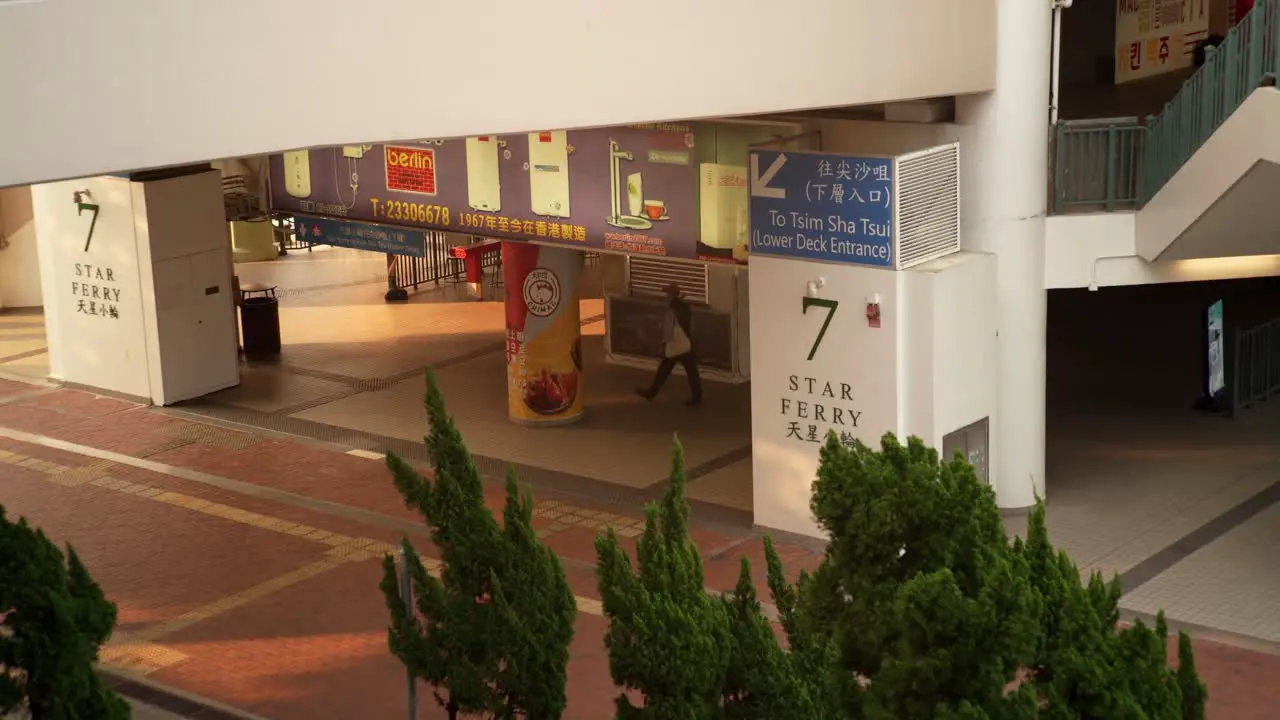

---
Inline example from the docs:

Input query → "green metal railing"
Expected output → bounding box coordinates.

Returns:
[1052,0,1280,213]
[1053,119,1146,211]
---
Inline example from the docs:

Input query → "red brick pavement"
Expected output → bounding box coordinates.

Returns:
[0,386,1277,719]
[0,377,37,399]
[2,468,322,636]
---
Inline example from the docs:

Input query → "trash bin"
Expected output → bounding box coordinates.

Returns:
[240,296,281,358]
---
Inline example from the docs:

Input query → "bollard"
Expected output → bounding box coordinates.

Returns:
[398,544,418,719]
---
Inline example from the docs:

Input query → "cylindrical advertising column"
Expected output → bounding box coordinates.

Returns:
[503,242,584,425]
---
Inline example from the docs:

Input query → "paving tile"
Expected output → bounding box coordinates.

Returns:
[30,388,140,417]
[3,284,1280,719]
[146,438,424,525]
[0,476,322,637]
[0,399,84,434]
[1122,503,1280,644]
[0,377,38,399]
[151,559,463,720]
[294,334,752,490]
[42,408,189,457]
[0,437,98,468]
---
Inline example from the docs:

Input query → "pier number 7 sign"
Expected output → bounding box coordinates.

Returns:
[802,297,839,361]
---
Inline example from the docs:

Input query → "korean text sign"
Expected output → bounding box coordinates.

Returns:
[1114,0,1208,84]
[748,150,894,268]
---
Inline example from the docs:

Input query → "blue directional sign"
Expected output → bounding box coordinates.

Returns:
[293,214,426,257]
[748,150,894,268]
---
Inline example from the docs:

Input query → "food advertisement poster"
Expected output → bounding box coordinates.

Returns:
[269,124,706,259]
[503,243,584,425]
[1115,0,1209,84]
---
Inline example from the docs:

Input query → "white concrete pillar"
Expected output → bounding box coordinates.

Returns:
[954,0,1052,508]
[31,171,239,404]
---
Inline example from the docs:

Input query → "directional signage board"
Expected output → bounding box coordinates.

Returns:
[293,214,427,257]
[748,150,894,268]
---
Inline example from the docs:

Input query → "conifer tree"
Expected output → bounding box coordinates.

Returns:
[721,550,816,720]
[380,369,575,719]
[488,468,576,719]
[792,434,1041,718]
[1176,630,1207,720]
[0,506,129,719]
[1019,500,1209,719]
[594,437,732,718]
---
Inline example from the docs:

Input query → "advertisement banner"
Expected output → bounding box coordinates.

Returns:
[1207,299,1225,396]
[293,214,427,257]
[270,124,701,259]
[747,150,895,268]
[504,243,584,425]
[1116,0,1210,84]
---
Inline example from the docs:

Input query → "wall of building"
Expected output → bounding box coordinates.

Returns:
[0,0,996,187]
[900,252,998,452]
[30,171,238,403]
[0,187,44,308]
[32,177,152,395]
[749,251,995,537]
[749,254,901,536]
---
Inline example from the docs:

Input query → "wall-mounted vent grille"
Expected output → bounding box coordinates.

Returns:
[893,143,960,270]
[626,257,708,305]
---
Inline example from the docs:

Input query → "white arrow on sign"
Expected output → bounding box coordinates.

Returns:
[750,153,787,199]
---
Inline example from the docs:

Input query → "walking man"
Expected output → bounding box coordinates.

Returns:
[637,283,703,407]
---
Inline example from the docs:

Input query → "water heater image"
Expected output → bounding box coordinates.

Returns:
[528,131,571,218]
[466,136,503,212]
[284,150,312,199]
[699,163,748,249]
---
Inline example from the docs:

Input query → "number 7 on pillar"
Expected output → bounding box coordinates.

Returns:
[802,297,839,361]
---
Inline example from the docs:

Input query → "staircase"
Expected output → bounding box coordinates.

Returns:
[1054,0,1280,213]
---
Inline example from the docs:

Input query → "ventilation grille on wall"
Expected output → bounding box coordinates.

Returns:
[626,257,708,305]
[893,143,960,270]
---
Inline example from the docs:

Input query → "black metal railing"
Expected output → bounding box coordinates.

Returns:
[271,215,313,253]
[1232,317,1280,415]
[389,231,455,291]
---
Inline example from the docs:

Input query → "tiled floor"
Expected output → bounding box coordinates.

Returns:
[1037,405,1280,580]
[0,382,1276,718]
[0,310,49,381]
[1122,502,1280,645]
[9,248,1280,675]
[212,250,755,511]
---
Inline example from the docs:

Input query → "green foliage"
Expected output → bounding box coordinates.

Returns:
[1176,631,1206,720]
[721,545,817,720]
[595,437,733,718]
[0,505,130,719]
[1019,500,1207,719]
[779,434,1041,719]
[379,369,575,719]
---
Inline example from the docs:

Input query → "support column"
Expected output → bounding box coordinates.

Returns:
[32,171,239,405]
[955,0,1052,508]
[502,242,584,425]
